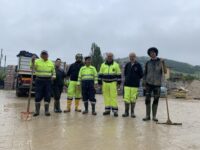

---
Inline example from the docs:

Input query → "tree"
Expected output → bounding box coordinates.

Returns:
[91,43,103,71]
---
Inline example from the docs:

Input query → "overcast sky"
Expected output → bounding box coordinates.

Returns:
[0,0,199,65]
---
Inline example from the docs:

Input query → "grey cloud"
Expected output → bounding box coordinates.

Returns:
[0,0,199,65]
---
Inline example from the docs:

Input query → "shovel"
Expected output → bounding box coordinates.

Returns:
[21,64,34,121]
[157,96,182,125]
[157,60,182,126]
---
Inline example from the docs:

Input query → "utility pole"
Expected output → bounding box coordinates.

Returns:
[4,55,6,72]
[0,49,3,68]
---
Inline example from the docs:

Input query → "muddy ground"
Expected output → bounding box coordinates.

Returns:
[0,90,199,150]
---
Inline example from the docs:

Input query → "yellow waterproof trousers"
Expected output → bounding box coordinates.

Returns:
[66,81,81,111]
[67,81,81,99]
[124,86,138,103]
[102,82,118,112]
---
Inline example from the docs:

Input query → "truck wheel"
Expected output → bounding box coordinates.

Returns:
[16,90,23,97]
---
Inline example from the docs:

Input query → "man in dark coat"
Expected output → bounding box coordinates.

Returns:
[122,52,143,118]
[52,58,67,113]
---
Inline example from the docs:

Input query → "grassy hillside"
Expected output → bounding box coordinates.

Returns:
[116,56,200,77]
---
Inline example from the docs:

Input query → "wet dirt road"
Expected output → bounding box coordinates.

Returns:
[0,90,199,150]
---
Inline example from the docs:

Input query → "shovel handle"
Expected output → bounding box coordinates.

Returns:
[27,64,34,112]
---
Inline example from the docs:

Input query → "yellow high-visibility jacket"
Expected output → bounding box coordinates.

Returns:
[77,65,98,85]
[98,61,121,84]
[30,58,56,78]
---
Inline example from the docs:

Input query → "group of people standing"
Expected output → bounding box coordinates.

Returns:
[31,47,166,122]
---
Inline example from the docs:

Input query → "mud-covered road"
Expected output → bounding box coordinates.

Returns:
[0,90,199,150]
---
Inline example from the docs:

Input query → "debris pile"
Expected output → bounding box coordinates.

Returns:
[4,65,16,90]
[174,87,188,99]
[187,80,200,100]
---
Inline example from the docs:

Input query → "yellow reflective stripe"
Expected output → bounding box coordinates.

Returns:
[35,74,52,77]
[35,73,52,76]
[81,76,95,80]
[82,74,94,76]
[35,70,54,77]
[37,70,52,73]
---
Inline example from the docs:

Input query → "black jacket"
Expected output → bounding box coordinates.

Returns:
[67,62,84,81]
[124,61,143,87]
[53,67,67,86]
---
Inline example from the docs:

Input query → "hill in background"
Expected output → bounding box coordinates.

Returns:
[116,56,200,78]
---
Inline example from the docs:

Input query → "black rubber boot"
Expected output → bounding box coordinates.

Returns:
[131,103,136,118]
[91,103,97,115]
[122,103,129,117]
[56,101,62,113]
[33,103,40,117]
[54,100,62,113]
[143,104,151,121]
[82,102,88,114]
[114,112,118,117]
[103,111,110,116]
[54,100,58,113]
[152,104,158,122]
[45,103,51,116]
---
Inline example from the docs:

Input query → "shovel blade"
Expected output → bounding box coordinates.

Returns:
[21,112,33,121]
[157,121,182,126]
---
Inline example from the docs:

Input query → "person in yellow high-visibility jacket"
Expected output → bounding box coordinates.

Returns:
[77,56,98,115]
[31,50,56,117]
[98,53,121,117]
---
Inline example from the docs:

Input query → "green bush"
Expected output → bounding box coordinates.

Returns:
[0,70,6,81]
[169,72,198,82]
